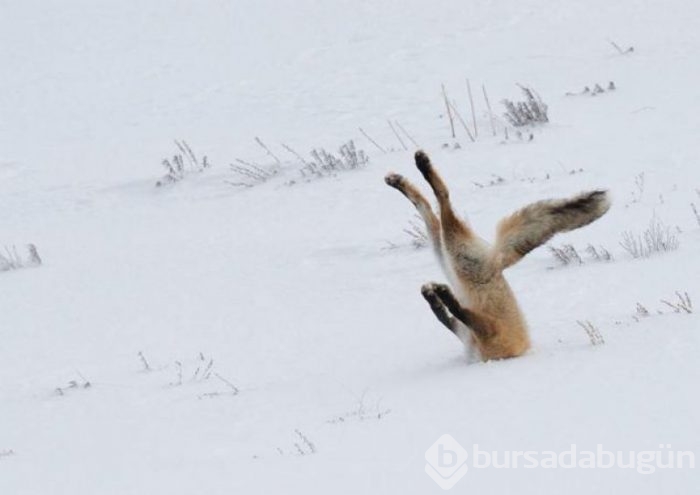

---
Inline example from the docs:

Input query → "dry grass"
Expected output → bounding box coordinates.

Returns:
[0,244,41,272]
[502,85,549,127]
[620,216,679,259]
[661,291,693,314]
[156,140,210,187]
[577,320,605,346]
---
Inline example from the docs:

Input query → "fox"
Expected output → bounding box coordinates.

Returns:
[385,150,611,361]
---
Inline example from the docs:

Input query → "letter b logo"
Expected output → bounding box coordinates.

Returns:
[425,435,469,489]
[438,444,458,467]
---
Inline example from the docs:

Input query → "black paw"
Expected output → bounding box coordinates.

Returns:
[414,150,432,178]
[432,283,453,300]
[420,282,439,300]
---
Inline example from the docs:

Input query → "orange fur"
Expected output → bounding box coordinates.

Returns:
[386,151,610,361]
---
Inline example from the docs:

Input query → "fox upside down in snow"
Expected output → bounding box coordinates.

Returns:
[385,151,610,361]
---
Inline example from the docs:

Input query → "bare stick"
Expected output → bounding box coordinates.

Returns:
[388,120,407,150]
[466,79,478,139]
[294,429,316,454]
[482,84,497,136]
[394,120,419,148]
[577,320,605,346]
[448,100,475,142]
[691,203,700,227]
[609,39,634,54]
[214,372,240,395]
[442,84,456,138]
[282,143,311,166]
[608,39,626,55]
[137,351,151,372]
[174,140,197,168]
[358,127,386,154]
[255,137,281,164]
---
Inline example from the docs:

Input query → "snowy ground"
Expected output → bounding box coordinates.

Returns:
[2,1,699,493]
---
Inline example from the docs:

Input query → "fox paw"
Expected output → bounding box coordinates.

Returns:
[384,173,405,189]
[420,282,439,297]
[414,150,432,177]
[432,283,453,299]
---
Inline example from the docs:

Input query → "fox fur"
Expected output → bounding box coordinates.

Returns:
[385,151,611,361]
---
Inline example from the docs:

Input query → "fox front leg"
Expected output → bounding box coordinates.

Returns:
[385,172,443,265]
[420,283,457,333]
[425,283,494,341]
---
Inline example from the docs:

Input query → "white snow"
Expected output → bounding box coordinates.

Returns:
[1,0,699,493]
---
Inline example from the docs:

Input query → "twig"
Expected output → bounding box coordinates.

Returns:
[394,120,419,148]
[174,361,183,386]
[202,358,214,380]
[281,143,311,166]
[137,351,151,372]
[577,320,605,346]
[466,79,478,138]
[442,84,456,139]
[635,303,650,318]
[214,373,240,395]
[691,203,700,227]
[482,84,497,136]
[609,39,625,55]
[387,120,407,150]
[661,291,693,314]
[448,100,475,142]
[358,127,386,154]
[294,429,316,454]
[608,39,634,55]
[174,140,198,169]
[254,137,281,164]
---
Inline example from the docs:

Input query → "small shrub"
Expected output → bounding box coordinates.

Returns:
[661,291,693,314]
[620,216,679,259]
[549,244,583,266]
[55,373,91,396]
[228,139,369,188]
[327,392,391,424]
[502,85,549,127]
[632,291,693,322]
[299,140,368,180]
[276,429,317,457]
[565,81,617,96]
[635,302,650,318]
[156,140,210,187]
[403,217,429,249]
[227,159,280,188]
[549,243,612,267]
[162,353,239,399]
[0,244,41,272]
[585,244,613,261]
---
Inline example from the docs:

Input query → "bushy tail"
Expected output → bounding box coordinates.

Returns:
[493,190,611,269]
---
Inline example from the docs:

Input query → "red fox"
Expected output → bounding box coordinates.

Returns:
[385,151,611,361]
